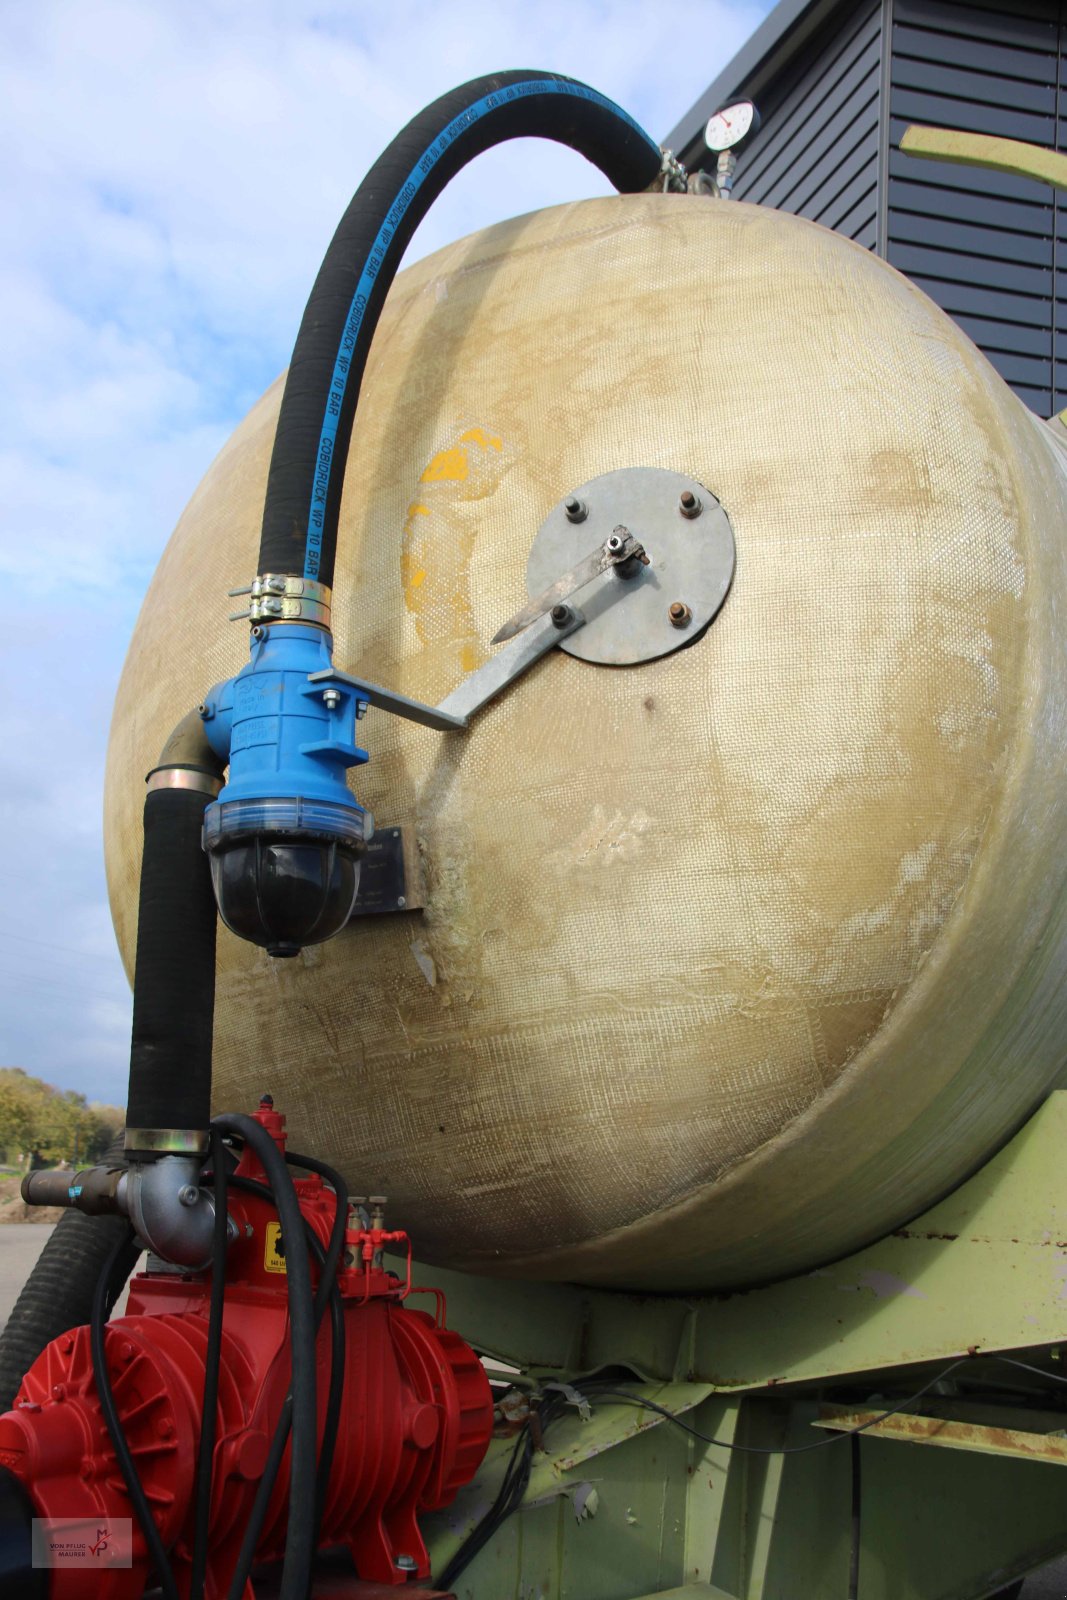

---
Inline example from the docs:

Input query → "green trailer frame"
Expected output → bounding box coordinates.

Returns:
[419,1091,1067,1598]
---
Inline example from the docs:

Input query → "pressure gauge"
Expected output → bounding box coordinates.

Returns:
[704,100,760,153]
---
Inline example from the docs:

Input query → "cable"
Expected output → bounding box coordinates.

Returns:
[189,1130,228,1599]
[583,1366,977,1456]
[989,1354,1067,1389]
[221,1171,344,1600]
[436,1386,575,1591]
[90,1225,181,1600]
[212,1115,316,1600]
[283,1148,348,1520]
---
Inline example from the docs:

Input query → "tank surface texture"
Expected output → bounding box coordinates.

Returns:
[104,193,1067,1291]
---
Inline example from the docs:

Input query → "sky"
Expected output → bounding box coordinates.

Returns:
[0,0,768,1108]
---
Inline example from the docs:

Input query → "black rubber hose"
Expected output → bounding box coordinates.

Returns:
[0,1134,137,1412]
[125,784,219,1146]
[91,1224,182,1600]
[284,1149,348,1521]
[189,1131,228,1599]
[213,1115,316,1600]
[0,1466,46,1600]
[222,1172,341,1600]
[258,71,665,587]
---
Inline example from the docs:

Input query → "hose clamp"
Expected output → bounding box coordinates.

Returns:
[146,768,224,796]
[125,1127,211,1156]
[228,574,332,628]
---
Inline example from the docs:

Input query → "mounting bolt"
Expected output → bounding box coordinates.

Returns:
[251,625,264,640]
[669,601,692,628]
[551,604,571,627]
[177,1185,200,1207]
[197,702,209,719]
[679,489,702,519]
[564,496,587,523]
[394,1556,418,1572]
[322,687,342,711]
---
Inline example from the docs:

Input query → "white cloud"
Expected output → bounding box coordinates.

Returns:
[0,0,767,1104]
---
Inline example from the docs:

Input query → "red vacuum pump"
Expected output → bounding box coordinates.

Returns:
[0,1102,493,1598]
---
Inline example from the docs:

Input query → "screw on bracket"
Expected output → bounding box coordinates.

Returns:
[551,604,572,627]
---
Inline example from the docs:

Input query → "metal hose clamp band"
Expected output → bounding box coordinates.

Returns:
[146,768,224,796]
[228,574,333,628]
[124,1128,211,1155]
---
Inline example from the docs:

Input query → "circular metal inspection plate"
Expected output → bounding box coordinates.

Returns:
[526,466,736,666]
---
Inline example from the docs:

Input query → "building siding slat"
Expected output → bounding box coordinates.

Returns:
[892,54,1056,113]
[893,19,1055,78]
[888,240,1052,297]
[888,209,1053,267]
[890,84,1054,144]
[894,0,1056,48]
[890,175,1053,236]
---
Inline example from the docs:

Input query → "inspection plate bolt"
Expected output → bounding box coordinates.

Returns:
[177,1184,200,1207]
[551,603,572,627]
[679,489,702,519]
[564,496,588,523]
[321,687,342,711]
[669,601,692,627]
[394,1555,418,1572]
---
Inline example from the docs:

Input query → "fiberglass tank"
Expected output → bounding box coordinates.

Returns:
[104,193,1067,1291]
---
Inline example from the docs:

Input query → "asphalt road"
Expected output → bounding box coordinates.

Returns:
[0,1227,1065,1596]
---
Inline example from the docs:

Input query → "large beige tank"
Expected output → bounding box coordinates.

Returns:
[104,193,1067,1291]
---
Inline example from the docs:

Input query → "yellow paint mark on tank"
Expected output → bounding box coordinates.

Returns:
[400,424,516,675]
[459,426,502,452]
[420,446,469,482]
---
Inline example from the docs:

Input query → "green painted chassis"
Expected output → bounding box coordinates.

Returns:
[415,1091,1067,1599]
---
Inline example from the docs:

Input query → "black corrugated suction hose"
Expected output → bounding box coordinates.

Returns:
[258,70,666,588]
[125,783,220,1146]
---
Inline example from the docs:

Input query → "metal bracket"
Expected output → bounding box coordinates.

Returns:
[309,601,586,732]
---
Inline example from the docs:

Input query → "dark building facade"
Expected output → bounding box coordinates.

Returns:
[666,0,1067,416]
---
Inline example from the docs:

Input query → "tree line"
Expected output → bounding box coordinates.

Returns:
[0,1067,124,1169]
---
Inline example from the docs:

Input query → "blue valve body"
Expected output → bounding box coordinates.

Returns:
[201,623,368,847]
